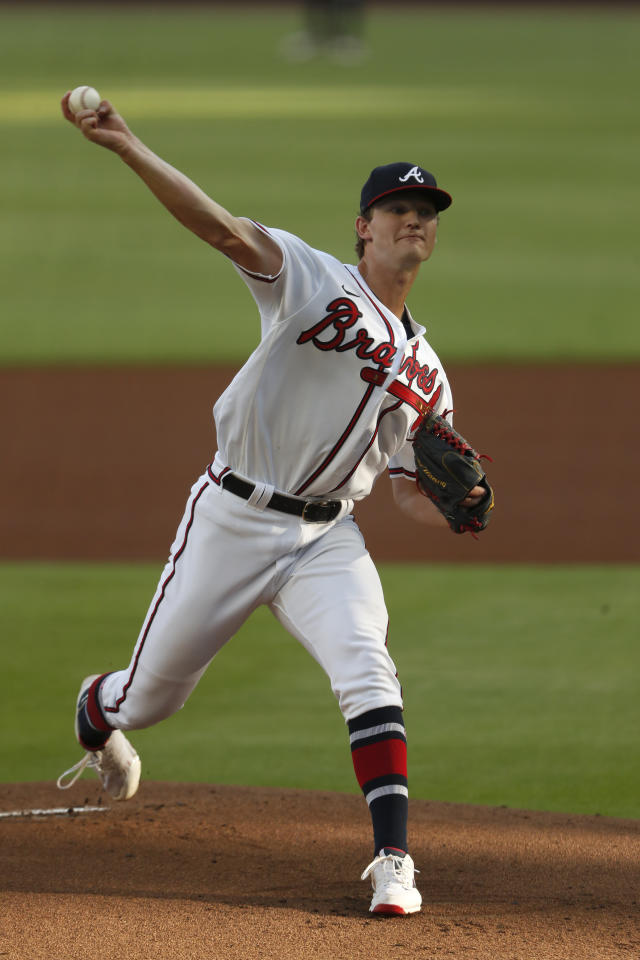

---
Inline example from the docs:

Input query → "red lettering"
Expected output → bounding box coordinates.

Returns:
[297,299,442,409]
[400,342,439,398]
[297,298,397,371]
[417,368,437,392]
[355,340,377,362]
[337,327,372,353]
[372,343,396,366]
[296,298,362,350]
[296,313,335,345]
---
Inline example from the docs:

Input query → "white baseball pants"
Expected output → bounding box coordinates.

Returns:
[99,470,403,729]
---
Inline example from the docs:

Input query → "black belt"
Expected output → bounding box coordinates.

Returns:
[222,473,342,523]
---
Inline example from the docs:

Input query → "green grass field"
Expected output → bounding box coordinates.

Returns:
[1,6,639,363]
[1,562,637,819]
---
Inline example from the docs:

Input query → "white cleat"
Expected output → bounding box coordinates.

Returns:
[56,676,141,801]
[57,731,141,801]
[361,850,422,915]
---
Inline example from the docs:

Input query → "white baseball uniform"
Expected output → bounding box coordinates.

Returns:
[99,223,453,729]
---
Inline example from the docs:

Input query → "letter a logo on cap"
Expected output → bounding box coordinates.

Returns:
[399,166,424,184]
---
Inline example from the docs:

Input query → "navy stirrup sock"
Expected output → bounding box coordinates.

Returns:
[348,705,409,855]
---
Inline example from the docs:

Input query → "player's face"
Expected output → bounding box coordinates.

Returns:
[358,192,439,267]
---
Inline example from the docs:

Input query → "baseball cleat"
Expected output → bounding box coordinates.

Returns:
[361,850,422,915]
[56,676,141,801]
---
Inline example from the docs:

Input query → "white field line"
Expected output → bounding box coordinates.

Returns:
[0,806,110,819]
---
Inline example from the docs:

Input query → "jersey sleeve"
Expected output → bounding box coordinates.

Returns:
[388,366,454,482]
[231,222,326,332]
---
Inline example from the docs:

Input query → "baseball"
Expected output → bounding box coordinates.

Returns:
[68,85,102,114]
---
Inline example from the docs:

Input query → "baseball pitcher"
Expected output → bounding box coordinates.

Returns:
[57,92,493,916]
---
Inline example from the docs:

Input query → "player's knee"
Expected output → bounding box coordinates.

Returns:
[334,669,403,722]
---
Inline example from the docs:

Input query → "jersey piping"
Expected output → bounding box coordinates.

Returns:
[329,400,403,493]
[343,266,398,343]
[103,478,210,716]
[294,380,378,496]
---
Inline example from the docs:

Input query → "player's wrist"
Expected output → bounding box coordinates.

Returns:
[116,134,148,164]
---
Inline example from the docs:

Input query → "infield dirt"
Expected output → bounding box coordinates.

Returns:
[2,363,639,563]
[1,780,639,960]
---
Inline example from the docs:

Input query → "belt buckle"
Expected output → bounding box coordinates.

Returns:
[302,499,338,523]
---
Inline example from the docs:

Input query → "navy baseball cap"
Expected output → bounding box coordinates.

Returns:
[360,162,452,213]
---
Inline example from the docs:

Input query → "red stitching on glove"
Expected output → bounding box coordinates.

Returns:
[431,420,475,457]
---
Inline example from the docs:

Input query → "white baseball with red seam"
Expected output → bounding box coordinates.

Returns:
[68,85,101,114]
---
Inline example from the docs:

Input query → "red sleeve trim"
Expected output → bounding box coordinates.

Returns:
[389,467,417,481]
[234,220,283,283]
[235,263,280,284]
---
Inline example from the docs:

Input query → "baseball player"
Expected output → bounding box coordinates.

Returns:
[282,0,367,63]
[57,92,485,916]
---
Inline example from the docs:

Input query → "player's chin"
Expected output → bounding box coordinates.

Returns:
[397,245,431,268]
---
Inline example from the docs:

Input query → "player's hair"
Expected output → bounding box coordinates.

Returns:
[354,207,373,259]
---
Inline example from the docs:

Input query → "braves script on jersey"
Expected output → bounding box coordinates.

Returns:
[211,224,453,499]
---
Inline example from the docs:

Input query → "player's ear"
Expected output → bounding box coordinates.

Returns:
[355,214,373,242]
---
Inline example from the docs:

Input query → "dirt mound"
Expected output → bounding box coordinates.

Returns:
[1,781,638,959]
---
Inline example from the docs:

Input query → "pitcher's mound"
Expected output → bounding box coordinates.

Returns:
[1,781,638,959]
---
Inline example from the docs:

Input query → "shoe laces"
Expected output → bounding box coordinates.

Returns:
[56,752,101,791]
[361,852,419,887]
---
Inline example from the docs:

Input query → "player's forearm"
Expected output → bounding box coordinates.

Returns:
[118,137,237,248]
[392,481,448,527]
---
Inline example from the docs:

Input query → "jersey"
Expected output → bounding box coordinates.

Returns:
[211,223,453,501]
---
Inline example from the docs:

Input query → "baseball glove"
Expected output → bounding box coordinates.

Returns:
[413,411,494,537]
